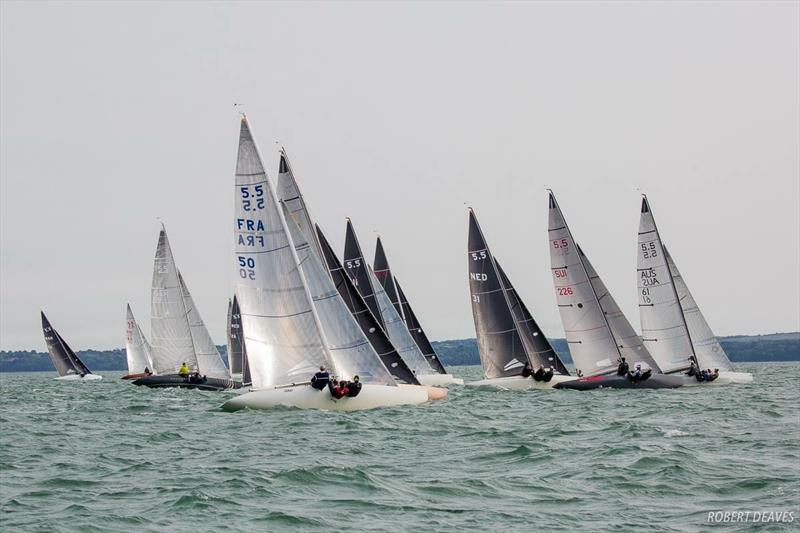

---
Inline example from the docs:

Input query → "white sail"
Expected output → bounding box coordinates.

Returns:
[637,197,694,373]
[233,118,330,389]
[580,250,661,372]
[276,149,325,267]
[283,203,395,384]
[150,227,198,374]
[665,247,734,372]
[125,304,154,374]
[371,267,435,376]
[548,192,620,377]
[178,272,229,379]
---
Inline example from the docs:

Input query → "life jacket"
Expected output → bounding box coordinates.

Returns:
[346,381,362,397]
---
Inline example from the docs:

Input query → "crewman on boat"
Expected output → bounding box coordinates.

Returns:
[144,366,152,376]
[521,362,533,378]
[328,379,349,399]
[542,366,554,382]
[629,364,643,382]
[346,375,362,397]
[617,357,629,376]
[178,362,190,378]
[686,357,698,377]
[311,366,330,390]
[533,365,545,381]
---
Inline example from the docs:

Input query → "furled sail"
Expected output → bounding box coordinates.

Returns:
[343,219,385,329]
[665,247,734,372]
[126,304,154,374]
[467,209,531,379]
[394,278,448,375]
[233,118,331,389]
[178,272,229,379]
[41,312,92,377]
[637,196,695,373]
[579,248,661,372]
[150,227,198,374]
[494,260,569,375]
[548,192,620,377]
[283,204,395,384]
[316,226,419,384]
[372,237,404,318]
[276,148,325,266]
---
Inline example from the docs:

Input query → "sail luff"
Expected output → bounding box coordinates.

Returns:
[394,277,448,375]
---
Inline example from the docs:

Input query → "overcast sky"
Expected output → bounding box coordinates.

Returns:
[1,1,798,351]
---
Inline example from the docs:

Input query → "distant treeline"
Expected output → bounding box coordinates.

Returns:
[2,333,798,372]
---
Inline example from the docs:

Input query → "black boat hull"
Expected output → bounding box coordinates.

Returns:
[132,374,242,391]
[553,374,684,390]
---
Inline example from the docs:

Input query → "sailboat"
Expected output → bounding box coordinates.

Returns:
[40,312,102,381]
[133,226,238,391]
[373,236,463,385]
[226,295,251,387]
[122,304,155,379]
[221,118,438,411]
[464,208,573,390]
[343,220,459,386]
[637,196,752,384]
[547,192,683,390]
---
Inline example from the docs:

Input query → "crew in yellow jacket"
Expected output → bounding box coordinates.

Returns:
[178,362,190,377]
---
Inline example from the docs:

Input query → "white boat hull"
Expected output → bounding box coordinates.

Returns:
[465,374,575,390]
[670,371,754,386]
[221,383,431,412]
[55,374,102,381]
[416,373,464,386]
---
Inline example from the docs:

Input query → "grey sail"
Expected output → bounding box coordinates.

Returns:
[126,304,154,374]
[494,260,569,375]
[372,237,404,318]
[343,219,385,329]
[227,295,251,384]
[394,278,448,375]
[467,209,531,379]
[276,149,325,267]
[226,299,240,374]
[179,272,229,379]
[41,312,92,377]
[664,246,734,372]
[316,225,419,385]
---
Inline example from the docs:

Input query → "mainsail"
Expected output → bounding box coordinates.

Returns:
[394,278,448,375]
[343,219,385,329]
[232,118,330,389]
[548,192,621,377]
[467,209,531,379]
[125,304,154,374]
[316,226,419,384]
[373,237,404,318]
[637,196,695,373]
[664,247,734,372]
[179,272,229,379]
[41,312,92,377]
[494,260,569,375]
[226,295,251,384]
[283,203,394,385]
[150,227,198,374]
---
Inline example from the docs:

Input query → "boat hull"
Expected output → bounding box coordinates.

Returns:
[553,374,684,390]
[121,372,152,380]
[132,374,241,391]
[669,371,754,386]
[221,383,431,412]
[55,373,102,381]
[466,374,575,390]
[416,373,464,386]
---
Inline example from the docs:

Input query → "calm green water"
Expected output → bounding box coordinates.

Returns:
[1,363,798,532]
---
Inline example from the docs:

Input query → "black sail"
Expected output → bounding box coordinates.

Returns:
[395,277,448,374]
[41,312,92,377]
[372,237,404,318]
[495,260,569,375]
[467,209,530,379]
[343,219,385,329]
[228,295,251,385]
[317,225,419,385]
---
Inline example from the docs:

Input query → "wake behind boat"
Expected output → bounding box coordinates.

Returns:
[41,312,102,381]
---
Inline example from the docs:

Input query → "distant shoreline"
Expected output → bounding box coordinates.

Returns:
[2,333,798,372]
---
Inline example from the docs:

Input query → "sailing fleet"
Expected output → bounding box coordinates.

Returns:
[39,116,752,407]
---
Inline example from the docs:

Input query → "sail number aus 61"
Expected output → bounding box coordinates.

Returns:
[240,184,265,211]
[238,256,256,280]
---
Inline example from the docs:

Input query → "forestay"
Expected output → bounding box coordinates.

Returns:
[467,209,531,379]
[395,278,448,375]
[283,204,395,385]
[233,118,330,389]
[150,227,198,374]
[125,304,154,374]
[316,226,419,384]
[664,246,734,372]
[548,192,620,377]
[637,197,695,373]
[179,273,229,379]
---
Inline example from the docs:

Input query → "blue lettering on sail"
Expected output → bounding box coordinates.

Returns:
[236,218,265,232]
